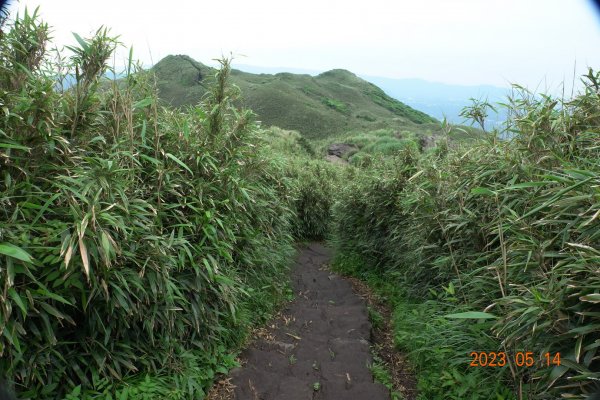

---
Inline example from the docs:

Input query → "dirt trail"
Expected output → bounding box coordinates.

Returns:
[229,243,390,400]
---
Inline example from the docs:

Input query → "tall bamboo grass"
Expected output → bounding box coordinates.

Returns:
[0,11,296,399]
[333,73,600,399]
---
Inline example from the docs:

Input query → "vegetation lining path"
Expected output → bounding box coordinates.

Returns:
[229,243,390,399]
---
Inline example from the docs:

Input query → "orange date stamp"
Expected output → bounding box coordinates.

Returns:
[469,351,561,368]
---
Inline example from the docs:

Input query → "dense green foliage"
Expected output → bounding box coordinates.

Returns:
[333,252,516,399]
[2,9,598,400]
[332,75,600,399]
[259,127,341,241]
[309,123,483,169]
[287,161,338,240]
[152,55,437,138]
[0,12,300,399]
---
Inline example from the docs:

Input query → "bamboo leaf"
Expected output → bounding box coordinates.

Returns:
[71,32,90,52]
[445,311,498,319]
[79,238,90,279]
[32,192,61,224]
[575,336,583,363]
[166,153,193,175]
[521,176,594,219]
[133,98,153,110]
[64,243,74,267]
[470,187,496,196]
[2,325,21,353]
[502,181,548,189]
[0,243,34,263]
[580,294,600,303]
[8,288,28,317]
[0,142,30,150]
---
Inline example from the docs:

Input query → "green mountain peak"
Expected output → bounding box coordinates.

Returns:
[152,55,437,138]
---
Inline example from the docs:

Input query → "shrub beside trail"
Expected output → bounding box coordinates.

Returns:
[0,12,298,399]
[333,75,600,399]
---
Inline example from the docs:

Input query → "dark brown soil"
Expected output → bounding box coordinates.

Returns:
[226,243,391,400]
[345,276,418,400]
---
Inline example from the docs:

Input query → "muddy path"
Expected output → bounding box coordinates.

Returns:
[227,243,391,400]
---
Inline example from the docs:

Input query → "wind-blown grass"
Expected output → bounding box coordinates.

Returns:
[332,72,600,399]
[0,12,297,399]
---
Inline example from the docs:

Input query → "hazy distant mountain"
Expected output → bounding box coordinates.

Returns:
[362,76,510,126]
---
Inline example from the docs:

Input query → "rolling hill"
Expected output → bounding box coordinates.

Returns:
[152,55,438,138]
[225,63,511,126]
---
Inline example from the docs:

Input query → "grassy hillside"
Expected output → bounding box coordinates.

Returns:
[152,55,437,138]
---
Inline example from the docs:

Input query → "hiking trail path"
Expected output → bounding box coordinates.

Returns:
[228,243,391,400]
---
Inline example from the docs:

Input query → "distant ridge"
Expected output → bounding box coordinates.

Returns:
[209,63,511,126]
[152,55,438,138]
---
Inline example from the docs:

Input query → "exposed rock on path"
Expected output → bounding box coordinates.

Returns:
[324,154,348,164]
[327,143,358,158]
[229,243,390,400]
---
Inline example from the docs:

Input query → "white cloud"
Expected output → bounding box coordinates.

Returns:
[8,0,600,87]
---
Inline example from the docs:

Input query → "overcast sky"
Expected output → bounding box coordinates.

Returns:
[8,0,600,88]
